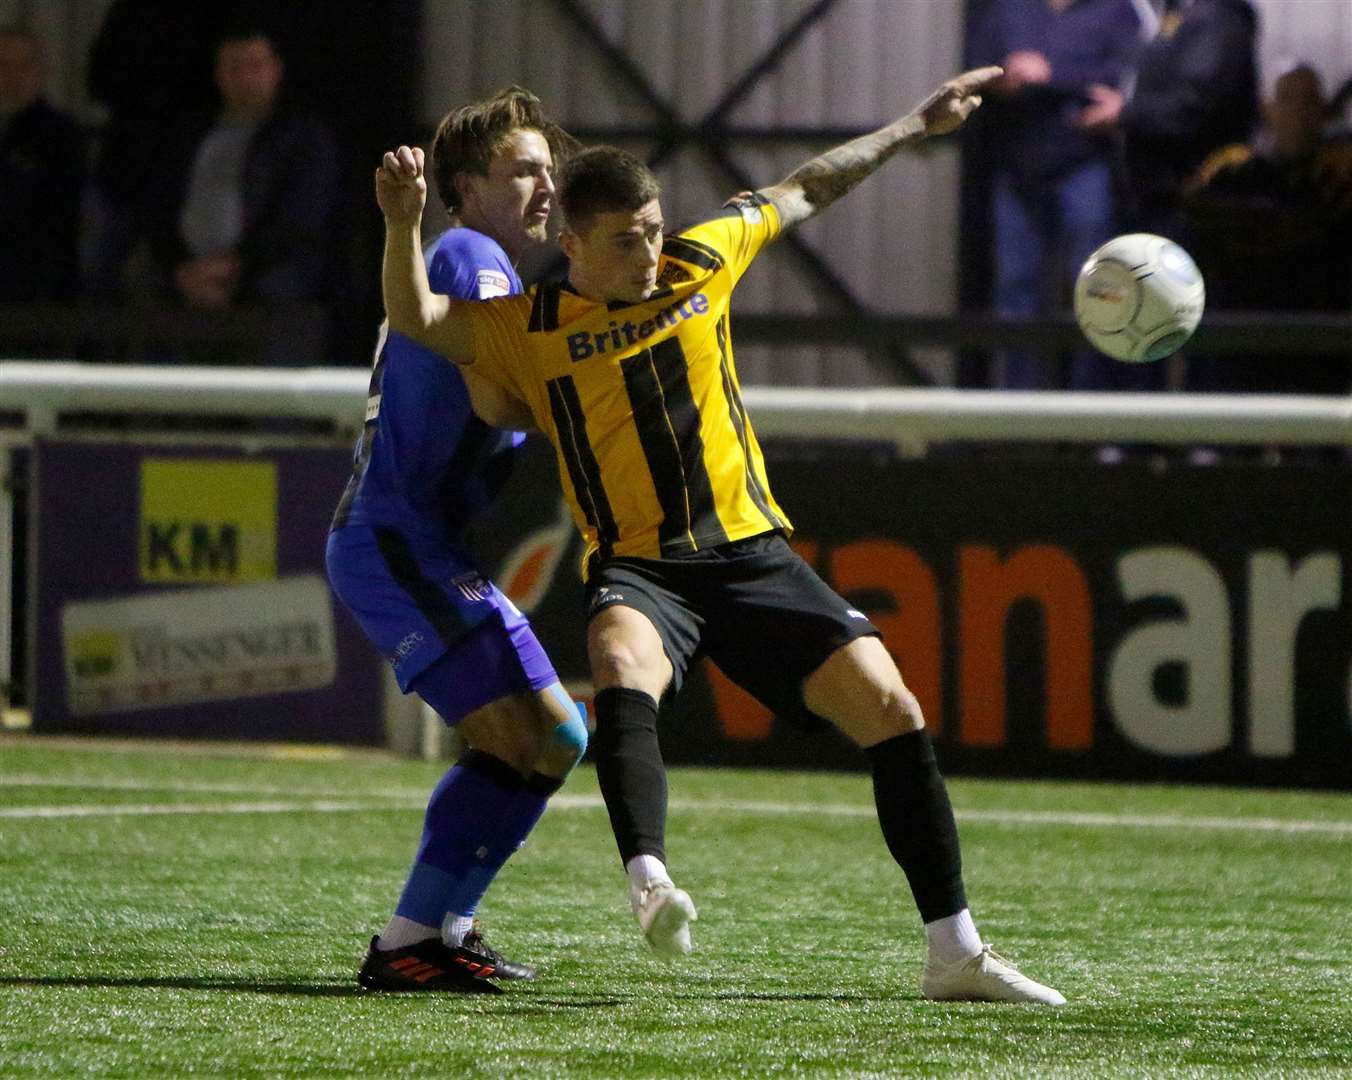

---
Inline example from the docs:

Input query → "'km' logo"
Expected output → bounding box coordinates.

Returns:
[144,522,239,575]
[139,459,277,584]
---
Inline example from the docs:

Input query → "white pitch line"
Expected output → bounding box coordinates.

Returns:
[2,789,1349,835]
[957,808,1352,835]
[670,798,1352,836]
[0,774,428,798]
[0,799,422,819]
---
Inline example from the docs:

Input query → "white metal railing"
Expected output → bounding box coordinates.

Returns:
[2,361,1349,445]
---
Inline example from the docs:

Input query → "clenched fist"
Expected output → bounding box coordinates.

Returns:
[376,145,427,226]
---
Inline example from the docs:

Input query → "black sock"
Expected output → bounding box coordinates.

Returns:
[866,729,968,923]
[592,687,666,865]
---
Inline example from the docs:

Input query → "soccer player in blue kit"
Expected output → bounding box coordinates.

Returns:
[326,87,585,993]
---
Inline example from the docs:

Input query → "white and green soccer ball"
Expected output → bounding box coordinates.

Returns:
[1073,233,1206,363]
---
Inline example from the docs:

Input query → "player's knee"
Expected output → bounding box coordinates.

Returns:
[589,637,640,682]
[587,611,671,694]
[589,639,666,691]
[550,708,589,768]
[533,687,588,778]
[879,680,924,735]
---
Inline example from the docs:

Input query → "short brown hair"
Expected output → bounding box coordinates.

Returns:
[558,146,661,234]
[431,85,575,214]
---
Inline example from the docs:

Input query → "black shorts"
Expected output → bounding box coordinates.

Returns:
[584,532,881,725]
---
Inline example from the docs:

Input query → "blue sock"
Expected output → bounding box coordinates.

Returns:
[393,750,553,927]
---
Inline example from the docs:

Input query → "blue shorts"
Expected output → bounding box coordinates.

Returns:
[325,525,558,724]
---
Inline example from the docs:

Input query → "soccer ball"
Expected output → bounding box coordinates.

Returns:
[1073,233,1205,363]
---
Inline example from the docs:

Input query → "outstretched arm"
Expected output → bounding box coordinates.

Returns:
[378,145,473,361]
[757,66,1002,229]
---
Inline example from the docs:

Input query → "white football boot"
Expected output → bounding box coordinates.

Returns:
[630,881,698,958]
[921,945,1066,1005]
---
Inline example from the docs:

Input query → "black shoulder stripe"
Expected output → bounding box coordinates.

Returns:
[527,283,562,333]
[527,286,546,332]
[677,234,726,265]
[662,235,724,272]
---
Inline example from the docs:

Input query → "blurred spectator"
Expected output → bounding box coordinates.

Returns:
[1119,0,1258,239]
[143,25,342,362]
[0,24,85,301]
[1076,0,1259,391]
[971,0,1142,389]
[83,1,222,297]
[1328,73,1352,135]
[1184,63,1352,396]
[151,26,340,310]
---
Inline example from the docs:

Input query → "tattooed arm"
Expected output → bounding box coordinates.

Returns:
[756,66,1002,230]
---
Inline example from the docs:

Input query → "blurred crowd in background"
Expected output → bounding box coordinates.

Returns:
[0,0,414,367]
[2,14,347,362]
[966,0,1352,396]
[1,0,1350,392]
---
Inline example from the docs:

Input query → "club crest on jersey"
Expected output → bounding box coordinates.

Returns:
[476,270,512,299]
[453,572,492,603]
[657,261,692,286]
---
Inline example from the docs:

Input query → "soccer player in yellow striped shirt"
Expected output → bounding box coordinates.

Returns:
[377,65,1064,1004]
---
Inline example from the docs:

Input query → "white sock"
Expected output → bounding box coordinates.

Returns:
[441,913,475,947]
[625,854,672,893]
[924,908,983,965]
[376,915,439,952]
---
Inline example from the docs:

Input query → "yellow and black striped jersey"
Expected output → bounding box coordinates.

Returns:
[462,197,791,575]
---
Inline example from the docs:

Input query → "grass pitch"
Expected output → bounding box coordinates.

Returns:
[2,738,1350,1078]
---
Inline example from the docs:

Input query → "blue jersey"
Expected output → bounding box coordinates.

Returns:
[331,228,526,542]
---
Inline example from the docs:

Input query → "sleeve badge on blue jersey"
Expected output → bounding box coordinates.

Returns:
[476,270,512,299]
[452,571,492,603]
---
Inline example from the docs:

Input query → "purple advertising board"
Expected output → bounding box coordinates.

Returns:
[29,433,1352,790]
[31,440,384,743]
[468,440,1352,790]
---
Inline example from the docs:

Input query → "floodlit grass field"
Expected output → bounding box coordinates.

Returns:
[2,738,1350,1078]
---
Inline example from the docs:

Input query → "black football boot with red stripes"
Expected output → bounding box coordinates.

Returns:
[455,924,536,981]
[357,936,503,993]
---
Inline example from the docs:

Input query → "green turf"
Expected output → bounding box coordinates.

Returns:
[2,738,1350,1078]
